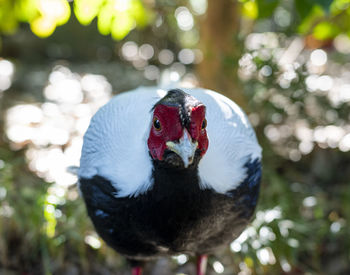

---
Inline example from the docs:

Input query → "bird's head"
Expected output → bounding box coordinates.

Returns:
[147,89,209,168]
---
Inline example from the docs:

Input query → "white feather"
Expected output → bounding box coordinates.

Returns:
[79,86,262,197]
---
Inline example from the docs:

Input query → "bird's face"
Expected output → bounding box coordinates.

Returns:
[147,100,209,168]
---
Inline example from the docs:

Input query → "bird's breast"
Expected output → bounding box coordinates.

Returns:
[80,159,260,259]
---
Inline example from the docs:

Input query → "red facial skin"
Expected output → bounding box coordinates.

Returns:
[188,105,209,156]
[147,104,209,161]
[148,105,183,161]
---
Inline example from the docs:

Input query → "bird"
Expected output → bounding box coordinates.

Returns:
[78,87,262,275]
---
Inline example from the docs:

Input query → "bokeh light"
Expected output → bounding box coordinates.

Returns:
[0,59,14,92]
[175,7,194,31]
[6,65,112,190]
[158,49,175,65]
[1,0,350,274]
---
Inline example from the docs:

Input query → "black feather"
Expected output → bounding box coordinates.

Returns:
[152,89,203,127]
[79,158,261,261]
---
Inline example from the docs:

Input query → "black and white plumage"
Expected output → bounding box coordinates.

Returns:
[78,87,262,274]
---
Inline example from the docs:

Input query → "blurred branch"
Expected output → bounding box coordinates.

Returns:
[196,0,247,107]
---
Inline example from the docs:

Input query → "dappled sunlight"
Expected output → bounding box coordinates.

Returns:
[172,254,188,265]
[118,39,202,84]
[4,57,202,194]
[239,31,350,161]
[0,59,14,92]
[1,0,350,274]
[5,65,112,200]
[212,261,225,274]
[74,0,149,40]
[310,49,327,67]
[175,6,194,31]
[85,233,102,249]
[4,65,114,250]
[2,22,350,275]
[31,0,70,37]
[229,206,296,271]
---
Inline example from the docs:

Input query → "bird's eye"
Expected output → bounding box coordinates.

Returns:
[201,118,207,130]
[153,118,161,131]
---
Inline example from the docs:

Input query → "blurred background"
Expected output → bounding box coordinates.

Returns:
[0,0,350,274]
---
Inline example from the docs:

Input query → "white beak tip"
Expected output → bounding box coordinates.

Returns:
[166,130,198,168]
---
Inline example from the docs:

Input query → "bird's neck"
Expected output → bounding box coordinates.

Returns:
[151,161,201,199]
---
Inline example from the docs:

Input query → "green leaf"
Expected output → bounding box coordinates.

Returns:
[130,0,149,27]
[97,4,114,35]
[298,5,324,34]
[74,0,104,25]
[0,2,17,34]
[111,12,135,40]
[242,1,258,19]
[295,0,317,19]
[330,0,350,14]
[313,21,340,39]
[30,16,56,38]
[53,0,71,26]
[316,0,334,12]
[257,0,281,18]
[296,0,335,19]
[15,0,38,22]
[0,17,18,35]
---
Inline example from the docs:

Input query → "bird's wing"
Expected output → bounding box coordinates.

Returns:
[79,175,119,210]
[67,166,79,175]
[79,87,166,197]
[228,158,262,212]
[183,88,262,194]
[79,86,261,198]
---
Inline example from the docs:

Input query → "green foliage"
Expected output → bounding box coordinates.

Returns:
[0,0,70,37]
[0,0,349,42]
[0,142,109,273]
[0,0,350,274]
[313,21,340,39]
[295,0,350,39]
[295,0,319,19]
[318,0,334,11]
[242,1,259,19]
[0,146,46,272]
[74,0,152,40]
[0,0,151,40]
[297,5,325,34]
[240,0,350,40]
[256,0,281,18]
[237,35,350,272]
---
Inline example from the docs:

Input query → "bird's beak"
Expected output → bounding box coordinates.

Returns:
[166,129,198,168]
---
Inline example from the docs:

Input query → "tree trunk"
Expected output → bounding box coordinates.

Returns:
[196,0,246,107]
